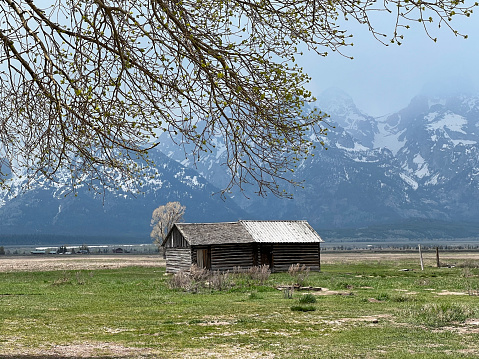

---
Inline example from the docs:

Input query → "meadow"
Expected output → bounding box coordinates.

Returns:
[1,252,479,358]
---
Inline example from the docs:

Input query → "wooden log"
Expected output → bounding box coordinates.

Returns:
[166,248,192,273]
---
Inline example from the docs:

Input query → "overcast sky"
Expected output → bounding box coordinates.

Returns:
[298,11,479,117]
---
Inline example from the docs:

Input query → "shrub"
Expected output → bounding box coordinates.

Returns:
[52,271,71,286]
[52,271,93,286]
[291,305,316,312]
[169,270,194,291]
[405,303,475,327]
[232,265,271,286]
[169,265,233,292]
[299,293,317,304]
[169,264,272,292]
[208,270,231,291]
[247,265,271,285]
[248,291,262,300]
[457,260,479,269]
[189,264,209,282]
[288,263,310,286]
[391,294,415,303]
[375,293,390,301]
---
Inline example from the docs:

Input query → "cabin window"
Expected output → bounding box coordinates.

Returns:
[196,247,211,270]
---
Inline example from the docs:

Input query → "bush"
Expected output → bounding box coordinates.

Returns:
[457,260,479,269]
[169,270,194,291]
[189,264,209,282]
[375,293,390,301]
[232,265,271,286]
[405,303,475,327]
[248,291,262,300]
[288,263,310,286]
[299,293,317,304]
[390,294,416,303]
[291,305,316,312]
[249,264,271,285]
[169,264,272,292]
[52,271,93,286]
[169,265,233,292]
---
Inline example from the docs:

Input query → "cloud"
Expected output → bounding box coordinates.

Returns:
[299,13,479,116]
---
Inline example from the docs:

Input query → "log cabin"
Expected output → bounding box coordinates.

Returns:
[162,220,323,273]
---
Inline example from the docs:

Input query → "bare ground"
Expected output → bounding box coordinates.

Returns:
[321,250,479,266]
[0,255,165,273]
[1,250,479,273]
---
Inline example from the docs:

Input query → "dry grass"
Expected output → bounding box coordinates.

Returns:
[0,255,165,272]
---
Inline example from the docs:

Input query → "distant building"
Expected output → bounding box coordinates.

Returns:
[162,220,323,273]
[30,250,46,255]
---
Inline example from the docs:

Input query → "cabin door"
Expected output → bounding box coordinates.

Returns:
[196,247,211,270]
[260,245,273,270]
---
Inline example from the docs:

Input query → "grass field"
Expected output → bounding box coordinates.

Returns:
[1,252,479,358]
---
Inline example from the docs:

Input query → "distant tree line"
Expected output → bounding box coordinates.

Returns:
[322,244,479,251]
[0,234,148,246]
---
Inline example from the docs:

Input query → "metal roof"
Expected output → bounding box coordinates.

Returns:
[239,220,323,243]
[166,220,322,246]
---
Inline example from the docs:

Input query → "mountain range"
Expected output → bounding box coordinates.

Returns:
[2,88,479,244]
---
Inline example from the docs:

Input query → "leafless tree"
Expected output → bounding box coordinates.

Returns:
[0,0,476,196]
[150,201,186,247]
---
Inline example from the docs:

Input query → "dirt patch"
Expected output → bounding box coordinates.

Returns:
[435,290,468,296]
[309,287,353,296]
[325,314,392,325]
[0,255,165,273]
[179,345,275,359]
[0,341,156,358]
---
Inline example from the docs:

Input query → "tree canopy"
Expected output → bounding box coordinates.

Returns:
[0,0,476,196]
[150,201,185,247]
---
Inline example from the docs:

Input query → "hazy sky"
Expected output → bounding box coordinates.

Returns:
[298,11,479,117]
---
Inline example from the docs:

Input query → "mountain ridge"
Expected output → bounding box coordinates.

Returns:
[2,89,479,244]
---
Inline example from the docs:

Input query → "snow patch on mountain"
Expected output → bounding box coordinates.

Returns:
[426,112,467,134]
[425,173,440,186]
[399,173,419,190]
[452,139,477,146]
[335,142,369,152]
[412,154,430,179]
[373,121,406,155]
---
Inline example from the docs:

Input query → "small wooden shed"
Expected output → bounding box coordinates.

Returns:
[162,220,323,273]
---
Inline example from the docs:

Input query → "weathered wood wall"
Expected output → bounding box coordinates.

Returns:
[209,244,254,271]
[165,248,192,273]
[270,243,321,272]
[164,227,189,248]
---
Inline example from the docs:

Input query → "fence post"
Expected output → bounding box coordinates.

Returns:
[419,244,424,271]
[436,247,440,268]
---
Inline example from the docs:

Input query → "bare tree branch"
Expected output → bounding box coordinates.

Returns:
[150,201,186,247]
[0,0,476,196]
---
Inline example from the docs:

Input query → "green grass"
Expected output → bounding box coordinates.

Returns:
[1,260,479,358]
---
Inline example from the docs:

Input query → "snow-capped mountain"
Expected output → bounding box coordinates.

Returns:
[158,88,479,238]
[377,95,479,222]
[297,91,479,228]
[3,88,479,244]
[316,87,379,149]
[0,149,245,244]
